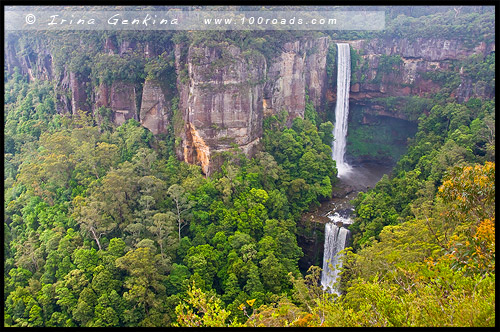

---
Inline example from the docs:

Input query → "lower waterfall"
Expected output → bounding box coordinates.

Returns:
[321,211,352,295]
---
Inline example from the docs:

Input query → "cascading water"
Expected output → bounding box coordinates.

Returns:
[332,43,352,177]
[320,44,353,294]
[321,211,352,295]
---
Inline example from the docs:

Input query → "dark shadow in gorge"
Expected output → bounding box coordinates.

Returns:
[297,160,394,274]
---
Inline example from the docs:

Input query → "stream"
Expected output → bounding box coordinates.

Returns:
[308,161,394,221]
[297,161,394,279]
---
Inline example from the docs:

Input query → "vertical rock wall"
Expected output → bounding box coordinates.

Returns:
[69,72,90,114]
[347,38,495,103]
[175,43,266,175]
[5,33,494,174]
[173,37,330,174]
[264,37,330,121]
[140,79,170,135]
[95,81,138,126]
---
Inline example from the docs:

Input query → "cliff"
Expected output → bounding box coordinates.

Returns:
[174,42,266,175]
[346,37,495,108]
[264,37,330,120]
[174,37,330,174]
[140,79,170,135]
[4,33,494,173]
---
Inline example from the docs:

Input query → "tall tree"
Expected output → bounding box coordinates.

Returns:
[148,212,177,259]
[72,197,114,251]
[167,184,194,242]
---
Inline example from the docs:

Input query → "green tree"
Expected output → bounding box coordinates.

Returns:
[175,282,237,327]
[259,252,288,293]
[72,197,113,251]
[148,212,177,259]
[184,244,219,289]
[115,247,167,325]
[167,184,194,242]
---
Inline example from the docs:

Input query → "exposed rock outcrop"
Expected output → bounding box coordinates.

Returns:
[96,81,138,126]
[173,37,330,173]
[5,32,495,173]
[349,38,494,61]
[264,37,330,121]
[69,72,90,114]
[140,79,169,135]
[175,43,265,174]
[337,37,496,114]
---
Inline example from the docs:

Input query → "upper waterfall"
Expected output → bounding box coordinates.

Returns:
[332,43,352,177]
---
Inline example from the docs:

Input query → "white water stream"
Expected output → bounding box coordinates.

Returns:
[320,212,352,295]
[332,43,352,178]
[321,43,353,294]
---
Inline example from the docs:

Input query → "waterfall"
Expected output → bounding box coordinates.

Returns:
[321,44,353,294]
[321,212,352,295]
[332,43,352,177]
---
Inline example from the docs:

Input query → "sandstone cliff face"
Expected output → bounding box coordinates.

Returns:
[12,47,54,83]
[332,37,495,165]
[264,37,329,121]
[5,37,76,114]
[5,35,328,174]
[95,81,138,126]
[346,37,495,106]
[350,38,494,62]
[140,79,170,135]
[264,41,306,120]
[5,33,495,173]
[174,37,330,174]
[69,72,90,114]
[175,43,266,175]
[304,37,330,109]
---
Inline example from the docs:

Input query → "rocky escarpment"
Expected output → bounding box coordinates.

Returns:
[4,33,494,173]
[69,72,91,114]
[95,81,139,126]
[264,37,330,121]
[326,37,495,165]
[174,37,330,174]
[352,37,494,61]
[5,34,331,174]
[344,37,495,110]
[174,43,266,175]
[139,79,170,135]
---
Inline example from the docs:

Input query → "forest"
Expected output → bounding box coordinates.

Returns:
[3,5,495,327]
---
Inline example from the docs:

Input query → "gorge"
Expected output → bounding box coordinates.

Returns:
[4,6,495,327]
[5,30,495,277]
[4,31,494,174]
